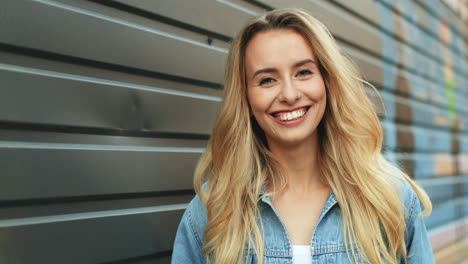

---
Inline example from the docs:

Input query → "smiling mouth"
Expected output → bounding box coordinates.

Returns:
[272,106,311,121]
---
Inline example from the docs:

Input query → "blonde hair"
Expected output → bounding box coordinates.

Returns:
[194,8,431,264]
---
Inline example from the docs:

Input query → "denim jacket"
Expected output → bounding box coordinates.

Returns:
[172,180,435,264]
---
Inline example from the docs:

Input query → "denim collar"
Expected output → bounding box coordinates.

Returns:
[259,185,338,215]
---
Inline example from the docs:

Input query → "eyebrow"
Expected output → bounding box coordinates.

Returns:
[251,59,316,80]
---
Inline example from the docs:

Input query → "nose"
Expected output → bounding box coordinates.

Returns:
[278,78,300,105]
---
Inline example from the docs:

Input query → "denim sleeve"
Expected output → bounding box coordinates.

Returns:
[171,202,206,264]
[404,190,435,264]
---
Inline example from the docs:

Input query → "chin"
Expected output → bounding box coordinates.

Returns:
[272,132,316,147]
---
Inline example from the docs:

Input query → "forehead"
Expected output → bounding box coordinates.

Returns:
[245,29,316,71]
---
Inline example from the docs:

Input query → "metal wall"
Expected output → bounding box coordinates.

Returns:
[1,0,466,263]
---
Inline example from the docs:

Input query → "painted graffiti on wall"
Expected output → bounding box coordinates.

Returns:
[442,0,468,21]
[376,0,467,179]
[440,20,457,127]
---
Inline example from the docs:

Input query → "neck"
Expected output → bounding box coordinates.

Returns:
[267,132,325,194]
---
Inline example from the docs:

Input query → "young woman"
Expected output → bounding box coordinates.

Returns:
[172,8,434,264]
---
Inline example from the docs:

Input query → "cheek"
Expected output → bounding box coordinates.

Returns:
[247,89,273,114]
[301,79,326,101]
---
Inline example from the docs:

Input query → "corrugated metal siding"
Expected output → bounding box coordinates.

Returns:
[1,0,466,263]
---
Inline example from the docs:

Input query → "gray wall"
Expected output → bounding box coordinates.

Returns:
[1,0,467,263]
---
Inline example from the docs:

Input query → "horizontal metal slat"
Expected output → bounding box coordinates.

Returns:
[332,0,380,28]
[458,154,468,174]
[429,217,468,252]
[0,64,220,134]
[0,192,195,220]
[426,198,463,230]
[0,50,223,97]
[390,123,453,152]
[114,0,260,38]
[340,44,383,86]
[0,206,185,264]
[393,152,457,179]
[0,129,209,148]
[413,0,468,40]
[2,0,227,84]
[419,177,458,203]
[0,144,201,200]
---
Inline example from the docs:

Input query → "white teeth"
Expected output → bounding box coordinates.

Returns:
[275,108,307,121]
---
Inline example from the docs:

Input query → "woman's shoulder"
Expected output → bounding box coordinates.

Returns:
[386,169,435,262]
[182,194,208,239]
[400,179,419,215]
[172,195,208,263]
[185,194,208,226]
[172,194,208,261]
[386,169,421,221]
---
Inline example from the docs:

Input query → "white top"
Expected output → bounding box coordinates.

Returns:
[292,245,312,264]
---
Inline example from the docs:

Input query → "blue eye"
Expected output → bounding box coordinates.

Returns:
[260,77,275,86]
[297,69,312,77]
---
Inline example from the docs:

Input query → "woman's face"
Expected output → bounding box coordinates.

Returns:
[245,29,327,147]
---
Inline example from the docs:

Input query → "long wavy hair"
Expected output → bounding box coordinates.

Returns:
[194,8,431,264]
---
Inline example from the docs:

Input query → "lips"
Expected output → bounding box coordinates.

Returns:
[271,106,311,121]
